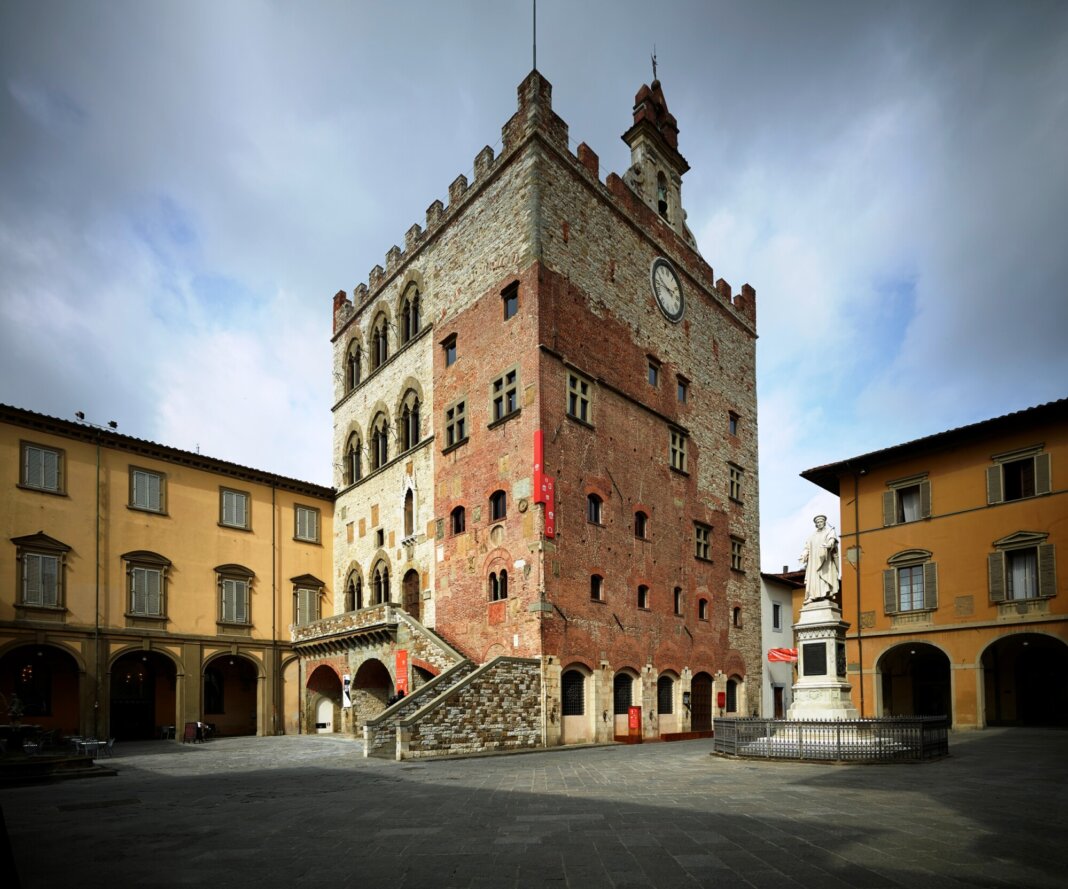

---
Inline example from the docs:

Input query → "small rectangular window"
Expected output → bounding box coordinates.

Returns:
[295,587,320,625]
[442,335,457,367]
[445,400,467,448]
[22,553,60,606]
[729,412,739,436]
[728,464,743,502]
[295,505,320,543]
[567,372,592,424]
[220,577,249,624]
[220,488,250,530]
[130,567,164,616]
[20,442,64,493]
[130,468,164,513]
[648,361,660,387]
[637,585,650,609]
[590,574,604,602]
[677,377,688,403]
[673,587,683,615]
[987,449,1051,504]
[694,523,711,561]
[772,602,782,630]
[502,282,519,319]
[730,537,744,571]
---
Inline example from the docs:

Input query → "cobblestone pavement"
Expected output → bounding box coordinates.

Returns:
[2,728,1066,888]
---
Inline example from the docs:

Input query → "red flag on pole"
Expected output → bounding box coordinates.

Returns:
[767,648,798,663]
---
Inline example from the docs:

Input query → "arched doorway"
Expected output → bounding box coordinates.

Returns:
[878,643,951,720]
[351,658,393,724]
[110,650,178,740]
[0,644,81,736]
[612,670,638,737]
[656,672,679,735]
[306,664,342,733]
[203,655,258,737]
[402,569,421,622]
[691,672,713,731]
[983,634,1068,726]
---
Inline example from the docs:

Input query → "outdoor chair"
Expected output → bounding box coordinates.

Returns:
[102,738,115,757]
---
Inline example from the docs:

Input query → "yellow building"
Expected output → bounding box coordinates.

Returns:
[1,404,333,740]
[802,398,1067,729]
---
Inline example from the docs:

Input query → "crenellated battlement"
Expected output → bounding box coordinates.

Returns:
[331,69,755,337]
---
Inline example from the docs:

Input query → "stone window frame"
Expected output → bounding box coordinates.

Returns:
[369,311,390,373]
[345,338,362,393]
[728,464,744,503]
[694,522,712,562]
[450,505,466,535]
[219,487,251,531]
[590,573,605,603]
[489,489,507,522]
[986,445,1052,505]
[561,668,586,716]
[216,563,254,627]
[882,472,932,526]
[370,559,391,606]
[728,412,740,436]
[129,466,167,515]
[343,568,364,612]
[567,371,593,426]
[398,389,421,453]
[489,366,520,426]
[370,412,390,471]
[988,531,1056,602]
[673,586,683,616]
[669,428,688,473]
[676,375,689,404]
[19,440,66,495]
[123,550,171,619]
[882,549,938,615]
[344,431,363,487]
[441,333,457,368]
[647,357,660,388]
[292,574,325,626]
[12,532,70,612]
[586,493,603,525]
[294,504,321,544]
[399,282,421,345]
[730,536,745,572]
[634,510,649,540]
[443,398,468,453]
[657,673,675,715]
[489,568,509,602]
[637,584,650,610]
[697,597,710,621]
[612,671,636,715]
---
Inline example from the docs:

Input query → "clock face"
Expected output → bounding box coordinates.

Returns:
[651,258,684,323]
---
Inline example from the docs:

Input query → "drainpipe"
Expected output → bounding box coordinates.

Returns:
[853,468,865,717]
[93,430,101,739]
[271,484,277,736]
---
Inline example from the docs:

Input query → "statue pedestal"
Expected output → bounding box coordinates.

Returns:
[787,599,859,720]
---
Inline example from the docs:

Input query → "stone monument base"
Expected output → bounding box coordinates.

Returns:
[787,599,859,721]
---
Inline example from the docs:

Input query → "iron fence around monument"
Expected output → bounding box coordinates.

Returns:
[712,717,949,762]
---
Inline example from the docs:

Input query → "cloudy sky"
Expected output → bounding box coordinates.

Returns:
[2,1,1066,571]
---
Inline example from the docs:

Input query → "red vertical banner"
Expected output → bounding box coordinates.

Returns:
[543,475,556,538]
[533,429,545,503]
[395,649,409,694]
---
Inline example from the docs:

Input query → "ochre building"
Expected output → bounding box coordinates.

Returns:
[802,398,1067,729]
[302,71,761,757]
[1,404,334,740]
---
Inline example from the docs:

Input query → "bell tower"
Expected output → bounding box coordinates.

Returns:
[621,78,697,249]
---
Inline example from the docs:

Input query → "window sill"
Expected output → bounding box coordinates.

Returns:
[590,598,606,605]
[694,556,713,564]
[293,537,322,546]
[441,437,469,456]
[15,604,67,622]
[487,408,521,431]
[216,622,253,637]
[128,505,168,517]
[126,613,169,629]
[566,414,595,430]
[669,466,689,477]
[218,522,252,533]
[17,483,67,497]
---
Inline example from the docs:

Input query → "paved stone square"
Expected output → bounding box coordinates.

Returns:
[2,728,1066,888]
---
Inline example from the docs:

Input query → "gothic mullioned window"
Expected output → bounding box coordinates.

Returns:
[400,390,421,452]
[370,314,389,371]
[400,284,421,344]
[370,413,389,470]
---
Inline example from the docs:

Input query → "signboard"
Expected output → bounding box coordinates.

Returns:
[533,430,544,501]
[802,642,828,677]
[542,475,556,538]
[395,650,409,694]
[628,705,641,739]
[342,673,352,709]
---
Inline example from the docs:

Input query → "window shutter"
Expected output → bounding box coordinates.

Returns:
[25,446,40,485]
[1035,453,1052,496]
[147,474,160,510]
[919,480,932,518]
[221,579,235,622]
[986,466,1003,504]
[235,581,248,624]
[131,568,146,614]
[146,569,161,615]
[297,589,311,625]
[923,562,938,610]
[883,569,897,614]
[1037,544,1056,597]
[42,449,58,489]
[236,495,246,527]
[882,492,895,526]
[24,554,43,605]
[988,552,1006,602]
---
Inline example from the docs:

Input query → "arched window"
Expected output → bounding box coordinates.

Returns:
[586,493,603,524]
[489,569,508,601]
[613,673,633,715]
[404,489,415,538]
[372,562,390,605]
[344,434,362,486]
[345,573,362,611]
[346,341,361,392]
[451,506,466,535]
[673,586,683,616]
[400,391,421,451]
[732,606,742,627]
[400,284,421,343]
[637,584,650,609]
[657,675,674,714]
[489,489,507,521]
[370,413,389,470]
[561,669,585,716]
[370,315,389,371]
[590,574,604,602]
[698,598,709,621]
[634,510,648,539]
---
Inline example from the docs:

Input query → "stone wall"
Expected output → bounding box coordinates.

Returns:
[398,657,542,759]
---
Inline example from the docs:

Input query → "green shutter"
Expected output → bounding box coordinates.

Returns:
[986,466,1003,504]
[923,562,938,610]
[920,480,932,518]
[1035,453,1052,495]
[883,569,897,614]
[882,492,895,526]
[988,552,1006,602]
[1037,544,1056,597]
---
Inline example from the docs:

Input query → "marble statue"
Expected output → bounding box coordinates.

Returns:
[800,514,840,605]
